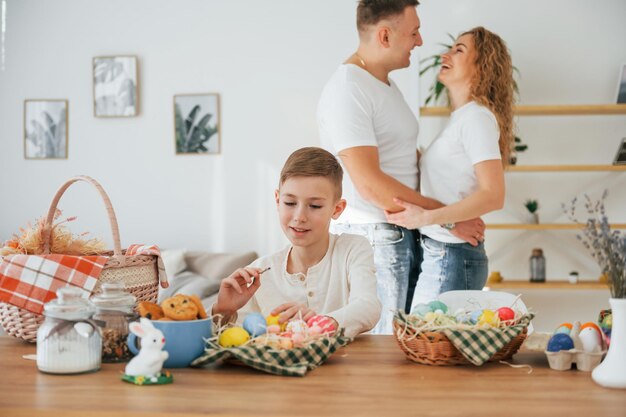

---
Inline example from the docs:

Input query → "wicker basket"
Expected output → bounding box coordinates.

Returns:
[0,176,159,343]
[392,320,527,366]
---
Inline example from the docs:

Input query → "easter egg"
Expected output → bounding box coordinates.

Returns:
[423,311,437,322]
[554,322,572,334]
[267,324,281,334]
[546,333,574,352]
[578,327,602,353]
[496,307,515,322]
[292,332,306,347]
[219,327,250,347]
[580,322,602,335]
[279,338,294,349]
[266,314,287,331]
[308,325,323,336]
[411,303,432,317]
[428,300,448,314]
[470,310,483,324]
[286,319,308,334]
[243,313,267,337]
[600,314,612,329]
[306,315,337,334]
[478,309,498,327]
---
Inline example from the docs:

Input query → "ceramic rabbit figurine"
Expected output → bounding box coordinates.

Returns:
[125,318,169,381]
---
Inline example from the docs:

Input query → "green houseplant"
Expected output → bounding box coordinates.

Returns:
[524,199,539,224]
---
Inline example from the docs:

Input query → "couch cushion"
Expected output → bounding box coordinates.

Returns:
[184,251,258,281]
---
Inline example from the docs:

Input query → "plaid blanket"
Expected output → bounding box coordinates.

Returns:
[0,254,107,314]
[191,334,352,376]
[0,244,169,315]
[396,311,534,366]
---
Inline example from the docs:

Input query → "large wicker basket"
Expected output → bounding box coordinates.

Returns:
[0,176,160,343]
[392,320,527,366]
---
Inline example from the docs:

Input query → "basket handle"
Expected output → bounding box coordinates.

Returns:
[42,175,125,265]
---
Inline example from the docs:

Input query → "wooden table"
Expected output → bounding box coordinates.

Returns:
[0,336,624,417]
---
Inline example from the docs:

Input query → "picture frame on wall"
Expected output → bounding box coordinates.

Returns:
[613,138,626,165]
[617,63,626,104]
[93,55,138,117]
[174,93,220,154]
[24,99,68,159]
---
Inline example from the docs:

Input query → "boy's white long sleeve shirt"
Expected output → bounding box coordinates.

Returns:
[236,233,381,338]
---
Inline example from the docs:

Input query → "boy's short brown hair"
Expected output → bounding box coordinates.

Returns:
[279,147,343,200]
[357,0,419,33]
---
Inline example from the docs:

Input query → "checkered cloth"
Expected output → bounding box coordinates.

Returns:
[0,244,169,315]
[442,314,533,365]
[0,254,108,314]
[190,334,352,376]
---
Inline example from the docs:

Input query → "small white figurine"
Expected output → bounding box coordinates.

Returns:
[124,318,169,383]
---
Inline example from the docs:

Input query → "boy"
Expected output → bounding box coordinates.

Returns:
[212,147,381,338]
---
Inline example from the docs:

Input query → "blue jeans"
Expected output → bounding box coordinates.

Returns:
[331,223,421,334]
[410,235,488,312]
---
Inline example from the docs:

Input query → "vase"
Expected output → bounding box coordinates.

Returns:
[525,212,539,224]
[592,298,626,388]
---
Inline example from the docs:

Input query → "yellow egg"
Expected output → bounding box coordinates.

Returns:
[219,327,250,347]
[478,309,499,327]
[266,314,287,331]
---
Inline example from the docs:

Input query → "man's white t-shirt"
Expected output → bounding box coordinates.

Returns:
[419,101,501,243]
[318,64,419,224]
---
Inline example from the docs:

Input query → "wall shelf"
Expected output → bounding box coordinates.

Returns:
[507,165,626,172]
[486,223,626,230]
[486,281,607,290]
[420,104,626,117]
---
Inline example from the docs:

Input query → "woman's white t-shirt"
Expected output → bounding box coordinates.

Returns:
[419,101,501,243]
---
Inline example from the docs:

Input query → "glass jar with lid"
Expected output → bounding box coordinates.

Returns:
[37,286,102,374]
[90,282,137,362]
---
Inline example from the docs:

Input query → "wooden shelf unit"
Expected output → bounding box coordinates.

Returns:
[486,223,626,230]
[486,281,607,290]
[507,165,626,172]
[420,103,626,117]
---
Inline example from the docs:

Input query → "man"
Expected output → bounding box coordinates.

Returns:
[318,0,484,334]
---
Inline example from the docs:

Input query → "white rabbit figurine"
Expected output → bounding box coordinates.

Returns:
[125,318,169,381]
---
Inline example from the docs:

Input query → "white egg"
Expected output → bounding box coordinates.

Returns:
[578,327,602,353]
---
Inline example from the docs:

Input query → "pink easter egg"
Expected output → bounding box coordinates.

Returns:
[286,319,308,334]
[306,315,337,334]
[308,325,323,336]
[267,324,281,334]
[292,332,306,347]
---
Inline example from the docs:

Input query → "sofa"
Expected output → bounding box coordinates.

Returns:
[158,249,258,310]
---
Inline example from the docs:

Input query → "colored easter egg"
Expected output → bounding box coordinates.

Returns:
[496,307,515,322]
[243,313,267,337]
[219,327,250,347]
[428,300,448,314]
[470,310,483,324]
[578,327,602,353]
[580,322,602,335]
[547,333,574,352]
[600,314,612,329]
[266,314,287,331]
[267,324,281,334]
[306,315,337,334]
[423,311,437,322]
[286,319,308,334]
[554,322,572,334]
[478,309,499,327]
[308,325,323,336]
[292,332,306,347]
[411,303,432,317]
[279,337,294,349]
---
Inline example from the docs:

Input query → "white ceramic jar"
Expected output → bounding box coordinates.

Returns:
[37,286,102,374]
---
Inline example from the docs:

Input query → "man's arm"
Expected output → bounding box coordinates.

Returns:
[339,146,441,212]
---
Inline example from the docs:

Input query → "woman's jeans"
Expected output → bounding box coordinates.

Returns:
[331,223,421,335]
[410,235,488,313]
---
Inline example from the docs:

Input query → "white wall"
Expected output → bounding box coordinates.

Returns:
[1,0,625,331]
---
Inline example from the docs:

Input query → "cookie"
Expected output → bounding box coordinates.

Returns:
[161,294,199,321]
[136,301,164,320]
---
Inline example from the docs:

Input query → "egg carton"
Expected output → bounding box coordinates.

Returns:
[544,349,605,372]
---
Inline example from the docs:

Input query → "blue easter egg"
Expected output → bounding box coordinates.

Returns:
[243,313,267,337]
[470,310,483,324]
[547,333,575,352]
[428,300,448,314]
[411,303,432,317]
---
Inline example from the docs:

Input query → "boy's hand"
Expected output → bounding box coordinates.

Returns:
[213,267,262,321]
[271,302,316,323]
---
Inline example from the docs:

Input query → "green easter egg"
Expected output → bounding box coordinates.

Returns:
[428,300,448,314]
[411,303,432,317]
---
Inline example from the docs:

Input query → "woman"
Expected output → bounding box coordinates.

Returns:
[386,26,514,309]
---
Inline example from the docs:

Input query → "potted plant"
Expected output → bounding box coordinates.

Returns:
[563,190,626,388]
[524,199,539,224]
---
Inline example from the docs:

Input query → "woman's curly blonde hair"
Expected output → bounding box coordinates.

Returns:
[462,26,515,166]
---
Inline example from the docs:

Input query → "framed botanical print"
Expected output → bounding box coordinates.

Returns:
[174,93,220,154]
[93,55,139,117]
[24,99,68,159]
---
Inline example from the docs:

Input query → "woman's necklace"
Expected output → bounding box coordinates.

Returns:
[354,52,366,68]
